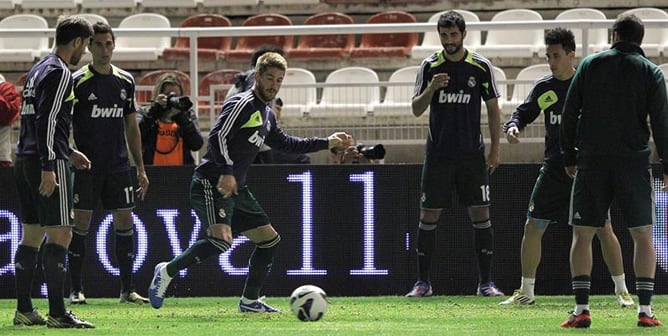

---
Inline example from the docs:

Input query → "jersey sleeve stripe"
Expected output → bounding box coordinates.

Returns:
[217,92,254,166]
[46,62,71,161]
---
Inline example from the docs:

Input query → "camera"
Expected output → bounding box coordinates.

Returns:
[166,92,193,111]
[357,144,386,160]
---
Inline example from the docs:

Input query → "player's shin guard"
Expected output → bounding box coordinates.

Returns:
[166,236,230,277]
[15,244,39,313]
[43,243,68,318]
[242,235,281,300]
[67,228,87,293]
[115,228,134,293]
[416,221,436,282]
[473,220,494,284]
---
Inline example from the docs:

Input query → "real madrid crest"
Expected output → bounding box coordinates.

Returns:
[73,193,79,204]
[528,202,534,212]
[467,76,476,88]
[219,208,226,218]
[120,89,127,101]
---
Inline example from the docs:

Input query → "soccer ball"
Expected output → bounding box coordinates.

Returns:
[289,285,328,321]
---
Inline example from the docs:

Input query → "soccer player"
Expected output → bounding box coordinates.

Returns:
[68,22,150,305]
[560,14,666,328]
[499,28,634,307]
[13,15,95,328]
[148,52,352,312]
[405,10,503,297]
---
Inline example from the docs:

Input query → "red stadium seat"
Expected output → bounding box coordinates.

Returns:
[162,14,232,61]
[350,11,418,59]
[136,70,191,106]
[287,12,355,60]
[198,69,241,115]
[224,13,293,63]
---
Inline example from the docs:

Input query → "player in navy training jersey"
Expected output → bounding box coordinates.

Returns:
[500,28,632,308]
[68,22,150,306]
[13,16,95,328]
[148,52,352,312]
[406,10,503,298]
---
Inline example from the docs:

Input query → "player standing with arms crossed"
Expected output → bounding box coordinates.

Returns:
[13,16,95,328]
[148,52,352,312]
[405,10,503,297]
[68,21,150,305]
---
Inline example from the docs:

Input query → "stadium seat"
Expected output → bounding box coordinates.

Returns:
[142,0,197,7]
[225,13,293,63]
[198,69,241,120]
[14,72,27,89]
[162,14,232,62]
[0,14,49,62]
[136,70,191,106]
[309,67,380,117]
[555,8,609,56]
[287,12,355,61]
[279,67,318,118]
[620,8,668,57]
[411,9,481,60]
[114,13,171,61]
[80,0,137,8]
[508,64,551,111]
[20,0,77,8]
[372,66,418,116]
[201,0,258,6]
[475,9,544,58]
[350,11,419,59]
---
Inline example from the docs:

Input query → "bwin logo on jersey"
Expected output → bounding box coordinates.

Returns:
[91,104,124,118]
[439,90,471,104]
[248,130,265,148]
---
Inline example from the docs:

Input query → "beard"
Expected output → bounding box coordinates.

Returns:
[443,42,463,55]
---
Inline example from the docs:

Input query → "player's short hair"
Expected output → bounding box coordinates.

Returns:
[250,45,285,69]
[55,15,93,46]
[153,73,185,99]
[545,27,576,54]
[437,10,466,33]
[613,14,644,45]
[92,21,115,42]
[254,52,287,75]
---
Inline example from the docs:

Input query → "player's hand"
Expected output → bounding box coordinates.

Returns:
[429,73,450,91]
[39,170,58,197]
[487,147,500,175]
[68,149,91,170]
[327,132,353,150]
[505,126,520,144]
[136,169,149,201]
[565,165,577,179]
[217,174,238,199]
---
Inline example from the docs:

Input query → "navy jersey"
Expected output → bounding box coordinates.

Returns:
[415,50,499,157]
[504,74,571,166]
[195,90,328,186]
[16,54,74,171]
[72,64,136,173]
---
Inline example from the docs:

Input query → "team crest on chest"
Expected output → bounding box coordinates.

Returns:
[219,208,226,218]
[120,89,127,101]
[467,76,476,88]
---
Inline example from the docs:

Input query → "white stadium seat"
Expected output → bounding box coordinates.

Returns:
[114,13,171,61]
[555,8,610,56]
[411,9,481,60]
[309,67,380,118]
[142,0,198,7]
[372,66,419,116]
[508,64,551,110]
[280,68,318,118]
[80,0,137,8]
[476,9,544,58]
[0,14,49,62]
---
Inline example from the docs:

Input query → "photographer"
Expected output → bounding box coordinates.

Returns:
[138,73,203,165]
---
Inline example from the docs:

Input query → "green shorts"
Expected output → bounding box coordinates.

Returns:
[527,164,573,222]
[73,169,135,211]
[14,157,73,227]
[570,167,653,228]
[420,154,490,209]
[190,176,270,234]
